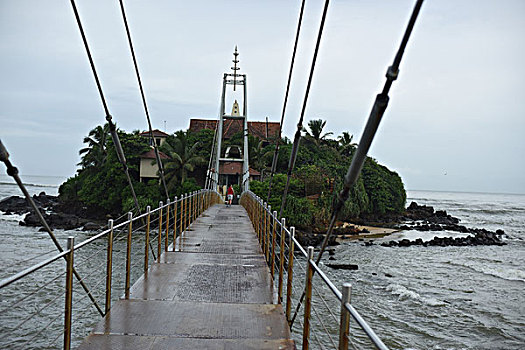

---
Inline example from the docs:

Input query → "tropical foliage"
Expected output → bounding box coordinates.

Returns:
[59,118,406,227]
[160,130,206,192]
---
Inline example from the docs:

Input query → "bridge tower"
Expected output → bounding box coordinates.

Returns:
[212,47,250,192]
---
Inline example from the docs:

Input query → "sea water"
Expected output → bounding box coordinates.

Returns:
[1,176,524,349]
[313,190,525,349]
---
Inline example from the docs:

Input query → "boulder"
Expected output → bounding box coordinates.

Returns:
[82,222,102,231]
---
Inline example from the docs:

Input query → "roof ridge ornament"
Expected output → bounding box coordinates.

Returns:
[231,46,240,91]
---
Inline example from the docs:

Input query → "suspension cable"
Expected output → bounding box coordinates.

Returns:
[205,119,220,190]
[0,139,105,317]
[266,0,306,203]
[278,0,330,219]
[69,0,156,261]
[289,0,425,327]
[117,0,170,200]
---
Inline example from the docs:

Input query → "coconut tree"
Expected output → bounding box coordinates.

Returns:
[161,130,205,191]
[78,123,109,169]
[248,135,273,178]
[304,119,333,146]
[338,131,357,156]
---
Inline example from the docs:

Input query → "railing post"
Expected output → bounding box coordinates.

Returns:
[278,218,286,303]
[339,283,352,350]
[125,212,133,299]
[263,202,267,255]
[266,204,271,262]
[303,246,314,350]
[270,210,277,278]
[189,192,193,226]
[286,226,295,323]
[165,199,170,252]
[254,198,259,239]
[63,236,74,350]
[144,206,150,273]
[158,201,163,262]
[200,190,203,214]
[105,219,114,314]
[193,191,196,222]
[188,192,191,224]
[193,191,197,221]
[180,194,184,235]
[172,197,178,252]
[184,193,189,232]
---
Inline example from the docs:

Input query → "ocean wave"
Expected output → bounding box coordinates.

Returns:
[386,283,445,306]
[450,261,525,283]
[0,181,58,188]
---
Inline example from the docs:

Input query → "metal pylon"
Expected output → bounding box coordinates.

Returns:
[213,47,250,192]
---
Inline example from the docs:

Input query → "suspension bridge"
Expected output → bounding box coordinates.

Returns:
[0,0,425,349]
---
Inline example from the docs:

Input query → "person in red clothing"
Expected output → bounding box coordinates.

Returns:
[226,185,234,207]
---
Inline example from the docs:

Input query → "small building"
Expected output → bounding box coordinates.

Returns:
[139,149,170,182]
[219,161,261,187]
[139,129,169,147]
[139,130,170,182]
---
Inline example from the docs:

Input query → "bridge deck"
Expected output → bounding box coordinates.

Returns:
[78,204,294,350]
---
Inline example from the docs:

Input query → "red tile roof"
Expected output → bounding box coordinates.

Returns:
[140,148,170,159]
[189,119,280,140]
[219,162,260,176]
[139,129,169,138]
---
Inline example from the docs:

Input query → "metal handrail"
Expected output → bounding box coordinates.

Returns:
[0,249,69,289]
[0,188,221,350]
[241,190,389,350]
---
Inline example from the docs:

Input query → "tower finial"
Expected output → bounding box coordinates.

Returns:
[231,46,240,91]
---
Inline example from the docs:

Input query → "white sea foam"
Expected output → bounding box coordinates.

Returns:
[386,284,445,306]
[0,211,27,222]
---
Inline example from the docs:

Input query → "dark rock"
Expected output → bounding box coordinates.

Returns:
[0,196,31,214]
[328,257,336,261]
[21,211,88,230]
[82,222,101,231]
[325,264,358,270]
[385,273,393,278]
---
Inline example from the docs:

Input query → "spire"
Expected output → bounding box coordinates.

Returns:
[231,100,240,116]
[231,46,240,91]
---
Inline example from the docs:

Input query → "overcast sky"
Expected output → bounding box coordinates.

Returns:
[1,0,524,194]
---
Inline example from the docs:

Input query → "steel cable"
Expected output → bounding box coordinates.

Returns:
[290,0,425,328]
[0,140,104,316]
[0,270,66,314]
[69,0,155,261]
[279,0,331,219]
[2,248,58,271]
[21,311,64,349]
[266,0,307,203]
[117,0,170,200]
[14,288,64,330]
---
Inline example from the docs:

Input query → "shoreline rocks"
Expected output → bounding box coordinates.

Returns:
[380,229,506,247]
[0,192,103,231]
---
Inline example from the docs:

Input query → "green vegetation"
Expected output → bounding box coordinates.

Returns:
[248,119,406,229]
[59,119,406,226]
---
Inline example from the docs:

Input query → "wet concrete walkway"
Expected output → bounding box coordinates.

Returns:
[78,204,294,350]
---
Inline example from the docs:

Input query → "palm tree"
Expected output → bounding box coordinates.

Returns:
[248,135,273,177]
[305,119,333,146]
[338,131,357,156]
[161,130,205,190]
[78,123,109,169]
